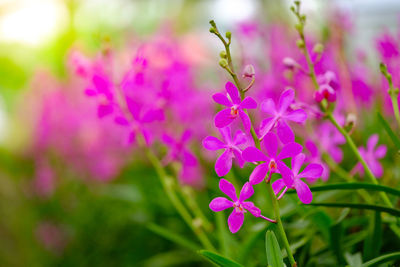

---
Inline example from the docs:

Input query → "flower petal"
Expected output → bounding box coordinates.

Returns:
[219,127,232,144]
[272,179,286,195]
[249,163,269,185]
[239,182,254,202]
[183,150,198,166]
[277,121,295,144]
[225,81,241,105]
[285,109,307,123]
[239,110,252,132]
[215,150,233,177]
[278,142,303,160]
[242,202,261,217]
[203,136,226,150]
[299,163,323,180]
[233,149,245,168]
[228,210,244,233]
[260,99,277,115]
[240,97,257,109]
[98,104,113,118]
[259,117,276,140]
[233,130,247,145]
[367,134,379,152]
[277,161,294,187]
[215,108,236,128]
[181,130,192,143]
[278,88,294,113]
[294,180,313,204]
[219,178,238,201]
[242,147,268,162]
[212,93,232,107]
[375,145,387,158]
[209,197,233,212]
[115,116,130,126]
[291,153,306,176]
[264,132,278,158]
[305,140,319,157]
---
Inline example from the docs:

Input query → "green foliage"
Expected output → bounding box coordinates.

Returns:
[198,250,244,267]
[265,230,284,267]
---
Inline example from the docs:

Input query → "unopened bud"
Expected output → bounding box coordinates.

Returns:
[300,15,306,22]
[219,59,228,68]
[295,23,302,32]
[379,62,387,74]
[219,51,227,58]
[225,31,232,39]
[296,39,305,49]
[283,57,297,69]
[209,27,217,34]
[313,43,324,54]
[243,64,255,78]
[294,0,300,6]
[344,113,357,134]
[209,20,216,28]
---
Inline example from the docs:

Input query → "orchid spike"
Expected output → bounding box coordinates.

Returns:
[272,153,323,204]
[209,179,275,233]
[259,88,307,144]
[213,81,257,132]
[242,132,302,185]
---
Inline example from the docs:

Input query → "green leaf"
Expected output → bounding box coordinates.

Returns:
[363,211,382,261]
[330,222,345,265]
[265,230,284,267]
[198,250,244,267]
[307,203,400,217]
[344,252,362,267]
[361,252,400,267]
[287,182,400,197]
[377,112,400,150]
[147,223,200,252]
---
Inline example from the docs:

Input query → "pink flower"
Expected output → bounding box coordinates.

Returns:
[242,132,302,185]
[259,88,307,144]
[305,140,330,181]
[213,82,257,132]
[203,127,247,177]
[354,134,387,178]
[272,153,323,204]
[318,122,345,163]
[162,130,198,167]
[209,179,275,233]
[85,73,115,118]
[314,84,336,103]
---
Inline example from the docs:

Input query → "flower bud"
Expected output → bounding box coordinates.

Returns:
[209,27,217,34]
[314,84,336,103]
[296,39,305,49]
[225,31,232,39]
[243,64,255,78]
[313,43,324,54]
[283,57,297,70]
[295,23,302,32]
[219,59,228,68]
[219,51,227,59]
[344,113,357,133]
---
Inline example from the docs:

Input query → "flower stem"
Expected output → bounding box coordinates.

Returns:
[266,181,297,267]
[140,136,216,251]
[327,113,393,208]
[390,93,400,130]
[380,63,400,130]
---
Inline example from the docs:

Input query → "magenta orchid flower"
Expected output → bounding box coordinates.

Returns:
[272,153,323,204]
[213,81,257,132]
[242,132,302,185]
[353,134,387,178]
[314,84,336,103]
[203,127,247,177]
[162,130,198,167]
[209,179,275,233]
[318,122,345,163]
[259,88,307,144]
[305,140,329,181]
[85,73,115,118]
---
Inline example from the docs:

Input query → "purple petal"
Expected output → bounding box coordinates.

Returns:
[330,147,343,163]
[219,178,238,201]
[215,150,233,177]
[228,210,244,233]
[233,130,247,145]
[272,179,285,195]
[242,202,261,217]
[240,97,257,109]
[162,134,176,146]
[278,142,303,160]
[239,182,254,202]
[97,104,113,118]
[203,136,226,150]
[215,108,236,128]
[259,117,276,139]
[183,150,198,166]
[305,140,319,157]
[277,161,294,187]
[277,121,295,144]
[115,116,130,126]
[242,147,268,162]
[249,163,269,185]
[181,130,192,143]
[367,134,379,152]
[93,74,111,96]
[213,93,232,107]
[239,110,251,132]
[209,197,233,212]
[264,132,278,158]
[291,153,306,176]
[371,161,384,178]
[233,149,245,168]
[125,97,141,120]
[375,145,387,158]
[299,163,323,180]
[285,109,307,123]
[219,127,232,144]
[260,99,277,115]
[141,109,164,123]
[225,81,241,105]
[278,88,294,113]
[294,180,313,204]
[84,88,97,96]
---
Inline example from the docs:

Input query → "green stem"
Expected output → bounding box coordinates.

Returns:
[327,113,393,208]
[390,93,400,130]
[142,138,216,251]
[266,181,297,266]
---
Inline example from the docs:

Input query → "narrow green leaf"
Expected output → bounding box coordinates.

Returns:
[363,211,382,261]
[330,222,345,265]
[198,250,244,267]
[361,252,400,267]
[287,182,400,197]
[344,252,362,267]
[307,203,400,217]
[377,112,400,149]
[265,230,284,267]
[147,223,200,252]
